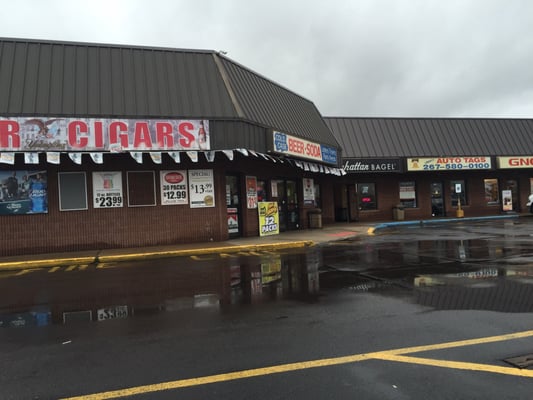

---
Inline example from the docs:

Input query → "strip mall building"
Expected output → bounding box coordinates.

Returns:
[1,38,533,257]
[326,118,533,223]
[0,38,341,257]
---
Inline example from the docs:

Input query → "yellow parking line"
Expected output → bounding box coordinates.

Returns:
[374,353,533,378]
[387,329,533,355]
[60,353,377,400]
[48,266,61,273]
[60,330,533,400]
[65,265,78,272]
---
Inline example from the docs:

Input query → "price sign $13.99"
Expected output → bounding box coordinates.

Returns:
[95,193,123,208]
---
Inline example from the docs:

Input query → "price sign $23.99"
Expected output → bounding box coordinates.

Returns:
[95,194,123,208]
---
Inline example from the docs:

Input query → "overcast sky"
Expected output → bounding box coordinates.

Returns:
[1,0,532,118]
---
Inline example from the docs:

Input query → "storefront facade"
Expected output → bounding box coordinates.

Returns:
[325,118,533,222]
[0,38,341,257]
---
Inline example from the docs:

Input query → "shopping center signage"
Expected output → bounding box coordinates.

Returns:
[407,157,492,171]
[342,158,402,173]
[497,156,533,169]
[0,117,209,152]
[272,131,338,164]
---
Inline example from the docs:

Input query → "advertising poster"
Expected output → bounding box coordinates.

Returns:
[502,190,513,211]
[246,176,258,209]
[160,170,188,205]
[92,171,123,208]
[0,170,47,215]
[227,207,239,234]
[188,169,215,208]
[258,201,279,236]
[303,178,315,205]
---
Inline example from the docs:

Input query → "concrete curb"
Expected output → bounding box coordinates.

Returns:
[0,241,315,271]
[97,240,315,263]
[371,214,520,233]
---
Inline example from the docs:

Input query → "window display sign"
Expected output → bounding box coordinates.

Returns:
[93,172,123,208]
[407,157,491,171]
[258,201,279,236]
[189,169,215,208]
[160,170,188,205]
[0,117,209,152]
[502,190,513,211]
[227,207,239,234]
[0,170,47,215]
[246,176,258,209]
[303,178,315,205]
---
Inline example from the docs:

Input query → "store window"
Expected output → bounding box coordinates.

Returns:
[484,179,499,205]
[59,172,87,211]
[314,182,321,208]
[399,181,417,208]
[357,183,377,210]
[257,180,266,202]
[450,180,467,207]
[127,171,156,207]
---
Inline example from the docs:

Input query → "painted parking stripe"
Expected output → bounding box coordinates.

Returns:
[60,330,533,400]
[374,353,533,378]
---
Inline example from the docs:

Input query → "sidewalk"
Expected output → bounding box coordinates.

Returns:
[0,214,521,271]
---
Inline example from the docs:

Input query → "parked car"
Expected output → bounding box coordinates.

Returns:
[527,194,533,213]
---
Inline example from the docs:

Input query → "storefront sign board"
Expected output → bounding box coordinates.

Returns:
[497,156,533,169]
[272,131,337,164]
[0,117,209,152]
[407,157,491,171]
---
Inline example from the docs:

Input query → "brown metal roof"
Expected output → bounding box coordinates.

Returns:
[0,38,236,119]
[0,38,340,151]
[324,117,533,157]
[220,57,339,147]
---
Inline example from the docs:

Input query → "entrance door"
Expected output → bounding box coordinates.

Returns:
[276,180,300,231]
[502,180,519,211]
[431,182,445,217]
[226,175,241,238]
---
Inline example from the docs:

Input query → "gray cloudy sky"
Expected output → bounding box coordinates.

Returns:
[1,0,532,118]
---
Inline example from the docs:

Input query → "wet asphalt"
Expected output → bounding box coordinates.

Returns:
[1,217,533,399]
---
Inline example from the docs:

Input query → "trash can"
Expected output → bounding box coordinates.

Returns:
[308,209,323,229]
[392,204,405,221]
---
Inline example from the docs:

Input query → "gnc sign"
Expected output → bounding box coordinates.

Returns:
[497,156,533,169]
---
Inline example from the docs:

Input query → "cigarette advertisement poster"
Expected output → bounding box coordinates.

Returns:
[246,176,258,209]
[188,169,215,208]
[93,171,123,208]
[303,178,315,205]
[160,170,188,205]
[258,201,279,236]
[0,170,47,215]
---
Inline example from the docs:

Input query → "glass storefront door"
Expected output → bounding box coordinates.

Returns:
[275,179,299,231]
[226,175,241,238]
[431,182,445,217]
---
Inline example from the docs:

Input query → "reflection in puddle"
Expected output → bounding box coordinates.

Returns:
[0,250,321,329]
[3,233,533,328]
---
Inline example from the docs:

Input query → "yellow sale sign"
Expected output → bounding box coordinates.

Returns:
[258,201,279,236]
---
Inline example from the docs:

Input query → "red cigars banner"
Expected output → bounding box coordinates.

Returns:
[0,117,209,152]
